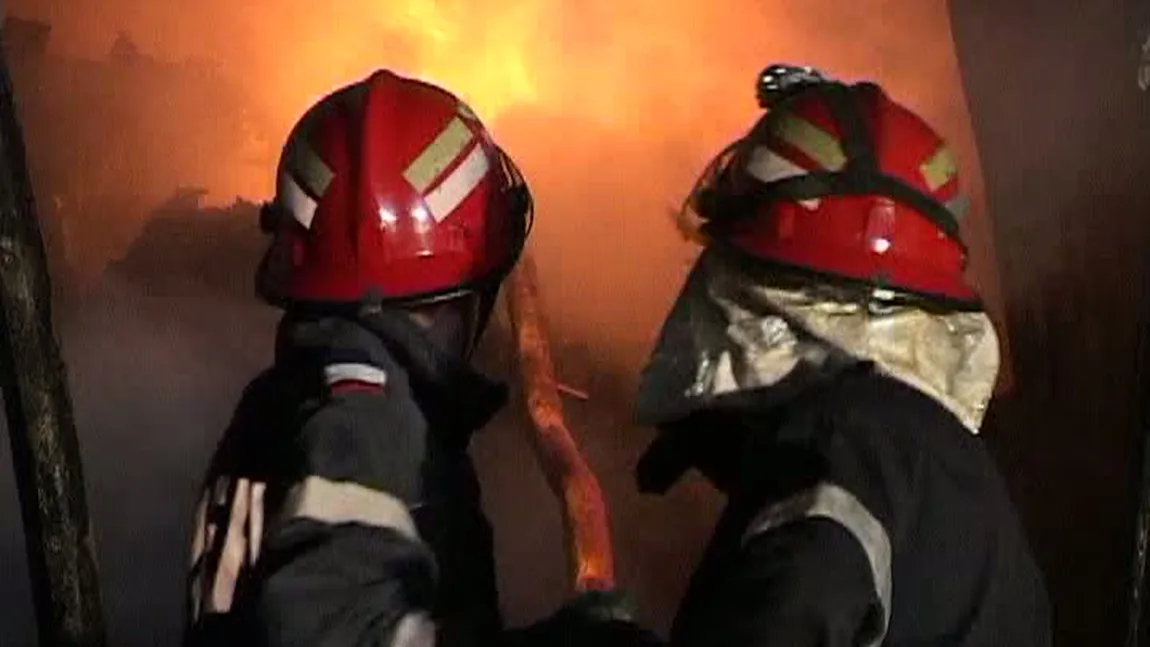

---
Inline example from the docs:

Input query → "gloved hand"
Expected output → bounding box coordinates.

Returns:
[635,404,789,497]
[635,364,865,498]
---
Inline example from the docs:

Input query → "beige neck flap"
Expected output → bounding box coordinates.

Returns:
[652,253,1000,433]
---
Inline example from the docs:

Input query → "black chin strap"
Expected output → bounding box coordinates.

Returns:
[750,170,964,245]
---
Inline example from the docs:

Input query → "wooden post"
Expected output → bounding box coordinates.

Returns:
[1128,291,1150,647]
[0,17,107,647]
[505,249,615,592]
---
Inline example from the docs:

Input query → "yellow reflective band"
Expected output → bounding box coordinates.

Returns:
[403,117,474,193]
[773,113,846,171]
[920,146,958,191]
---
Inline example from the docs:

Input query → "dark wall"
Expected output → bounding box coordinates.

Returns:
[950,1,1150,644]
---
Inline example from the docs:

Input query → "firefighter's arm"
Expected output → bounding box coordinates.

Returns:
[673,408,916,647]
[248,319,440,647]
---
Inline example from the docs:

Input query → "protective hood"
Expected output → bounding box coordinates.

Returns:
[636,250,1000,433]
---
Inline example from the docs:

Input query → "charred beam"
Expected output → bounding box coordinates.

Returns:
[0,17,107,647]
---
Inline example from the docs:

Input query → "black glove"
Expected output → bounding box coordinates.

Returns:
[636,404,774,496]
[636,361,874,498]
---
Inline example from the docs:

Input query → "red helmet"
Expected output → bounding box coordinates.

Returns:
[690,80,977,306]
[257,70,531,307]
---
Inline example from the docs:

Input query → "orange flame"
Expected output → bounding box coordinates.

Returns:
[378,0,544,121]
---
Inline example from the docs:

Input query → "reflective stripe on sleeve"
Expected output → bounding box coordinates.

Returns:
[279,476,419,541]
[392,612,436,647]
[188,476,267,619]
[742,482,892,646]
[324,362,387,388]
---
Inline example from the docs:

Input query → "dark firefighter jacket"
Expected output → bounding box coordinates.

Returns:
[632,248,1051,646]
[641,367,1052,646]
[186,307,1051,646]
[185,313,507,647]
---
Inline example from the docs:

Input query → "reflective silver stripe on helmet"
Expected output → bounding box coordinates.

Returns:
[286,138,335,199]
[277,172,318,229]
[742,482,892,647]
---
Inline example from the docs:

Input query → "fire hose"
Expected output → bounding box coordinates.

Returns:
[505,249,616,592]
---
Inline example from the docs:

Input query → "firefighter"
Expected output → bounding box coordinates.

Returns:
[633,74,1052,644]
[186,68,660,647]
[185,69,545,647]
[187,67,1051,647]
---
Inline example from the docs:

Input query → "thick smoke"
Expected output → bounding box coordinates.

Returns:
[0,1,1004,645]
[8,0,1007,366]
